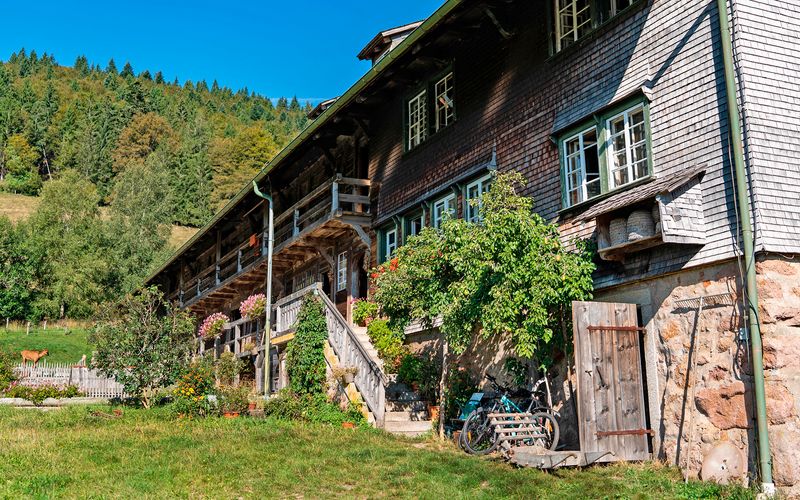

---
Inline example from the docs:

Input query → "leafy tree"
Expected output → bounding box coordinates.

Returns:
[0,216,35,319]
[2,134,41,194]
[373,173,595,363]
[285,295,328,395]
[112,112,175,171]
[108,158,173,292]
[25,171,110,319]
[91,286,195,408]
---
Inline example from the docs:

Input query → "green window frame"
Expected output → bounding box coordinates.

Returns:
[432,193,457,229]
[378,222,400,263]
[465,173,493,223]
[559,97,653,209]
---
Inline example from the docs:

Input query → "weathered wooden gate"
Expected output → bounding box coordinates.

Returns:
[572,301,651,462]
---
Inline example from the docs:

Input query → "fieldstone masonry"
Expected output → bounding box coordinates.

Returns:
[597,255,800,493]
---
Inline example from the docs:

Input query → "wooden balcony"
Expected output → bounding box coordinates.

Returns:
[176,175,372,310]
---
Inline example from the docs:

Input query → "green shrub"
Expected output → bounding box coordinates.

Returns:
[263,390,366,426]
[215,351,242,386]
[170,394,215,419]
[397,354,422,386]
[170,359,217,418]
[0,349,16,392]
[352,299,379,325]
[218,385,250,415]
[366,319,407,372]
[444,368,479,421]
[285,295,328,395]
[3,384,84,405]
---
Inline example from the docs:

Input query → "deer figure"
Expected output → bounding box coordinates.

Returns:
[21,350,49,367]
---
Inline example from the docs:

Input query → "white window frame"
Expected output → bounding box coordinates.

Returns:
[384,227,398,261]
[465,173,493,223]
[610,0,634,17]
[434,72,454,132]
[555,0,592,52]
[432,193,456,229]
[336,252,347,292]
[407,90,427,150]
[407,212,424,237]
[562,127,600,207]
[606,104,648,189]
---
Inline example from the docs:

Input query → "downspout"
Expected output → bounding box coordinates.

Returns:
[715,0,774,493]
[253,181,274,397]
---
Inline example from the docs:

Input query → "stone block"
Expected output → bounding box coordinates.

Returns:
[695,381,750,430]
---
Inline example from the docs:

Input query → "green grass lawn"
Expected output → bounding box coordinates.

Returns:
[0,406,753,499]
[0,328,91,364]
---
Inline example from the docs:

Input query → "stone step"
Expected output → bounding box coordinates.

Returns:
[386,399,428,412]
[386,389,423,402]
[384,419,433,437]
[385,410,429,422]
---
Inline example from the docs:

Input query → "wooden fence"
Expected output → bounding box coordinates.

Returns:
[13,362,126,399]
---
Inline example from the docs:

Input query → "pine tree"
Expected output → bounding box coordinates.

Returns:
[106,58,118,74]
[140,69,152,81]
[74,55,90,76]
[120,61,134,78]
[289,96,300,112]
[154,71,164,84]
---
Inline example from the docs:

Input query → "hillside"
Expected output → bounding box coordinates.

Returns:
[0,192,197,249]
[0,49,311,228]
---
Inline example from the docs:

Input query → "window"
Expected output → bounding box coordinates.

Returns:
[336,252,347,292]
[555,0,592,51]
[432,193,456,228]
[465,174,493,223]
[407,90,427,150]
[559,99,651,208]
[607,104,648,188]
[384,227,398,259]
[434,72,454,132]
[405,69,455,151]
[563,128,600,206]
[553,0,639,53]
[406,212,424,237]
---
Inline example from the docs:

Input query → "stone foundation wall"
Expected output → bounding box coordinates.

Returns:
[596,254,800,492]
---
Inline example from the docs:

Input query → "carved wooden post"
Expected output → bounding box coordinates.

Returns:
[237,248,242,273]
[215,230,221,285]
[293,209,300,237]
[196,278,201,297]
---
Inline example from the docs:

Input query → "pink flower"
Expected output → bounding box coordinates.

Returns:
[239,294,266,320]
[199,312,230,339]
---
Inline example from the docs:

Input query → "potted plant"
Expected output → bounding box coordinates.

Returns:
[242,340,257,356]
[342,421,356,429]
[352,299,379,327]
[239,293,267,321]
[331,366,358,386]
[199,312,229,340]
[417,357,442,422]
[398,354,422,392]
[218,386,250,418]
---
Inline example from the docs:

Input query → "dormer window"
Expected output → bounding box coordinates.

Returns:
[553,0,640,53]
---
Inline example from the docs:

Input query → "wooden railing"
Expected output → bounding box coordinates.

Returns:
[176,174,371,307]
[271,283,387,426]
[199,317,264,359]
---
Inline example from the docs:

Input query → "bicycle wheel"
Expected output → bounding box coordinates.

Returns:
[529,411,560,451]
[462,408,498,455]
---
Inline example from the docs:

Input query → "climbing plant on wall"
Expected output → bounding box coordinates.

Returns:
[372,172,595,367]
[285,294,328,395]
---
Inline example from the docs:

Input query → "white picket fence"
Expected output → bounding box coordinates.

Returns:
[13,361,126,399]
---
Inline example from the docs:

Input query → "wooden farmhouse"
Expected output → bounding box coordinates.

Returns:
[147,0,800,492]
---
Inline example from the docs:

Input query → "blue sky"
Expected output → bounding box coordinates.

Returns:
[0,1,443,103]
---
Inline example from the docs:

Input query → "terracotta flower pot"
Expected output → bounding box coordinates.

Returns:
[411,382,420,392]
[342,421,355,429]
[427,404,440,421]
[223,412,240,419]
[248,402,257,411]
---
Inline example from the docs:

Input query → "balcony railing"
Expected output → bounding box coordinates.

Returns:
[176,175,371,308]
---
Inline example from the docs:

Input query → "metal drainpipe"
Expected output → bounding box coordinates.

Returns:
[253,181,274,398]
[715,0,774,493]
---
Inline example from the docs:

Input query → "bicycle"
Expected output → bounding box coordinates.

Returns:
[462,374,559,455]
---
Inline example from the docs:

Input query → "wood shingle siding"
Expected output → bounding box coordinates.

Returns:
[368,0,770,290]
[732,0,800,255]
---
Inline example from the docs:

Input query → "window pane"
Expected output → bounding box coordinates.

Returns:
[435,72,454,132]
[613,168,628,186]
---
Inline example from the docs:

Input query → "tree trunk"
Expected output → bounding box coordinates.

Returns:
[437,338,449,439]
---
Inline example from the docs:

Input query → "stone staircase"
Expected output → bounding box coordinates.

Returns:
[383,379,434,437]
[351,328,433,436]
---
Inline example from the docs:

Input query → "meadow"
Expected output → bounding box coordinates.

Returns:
[0,406,753,499]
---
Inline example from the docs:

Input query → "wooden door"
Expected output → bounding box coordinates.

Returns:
[572,301,650,462]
